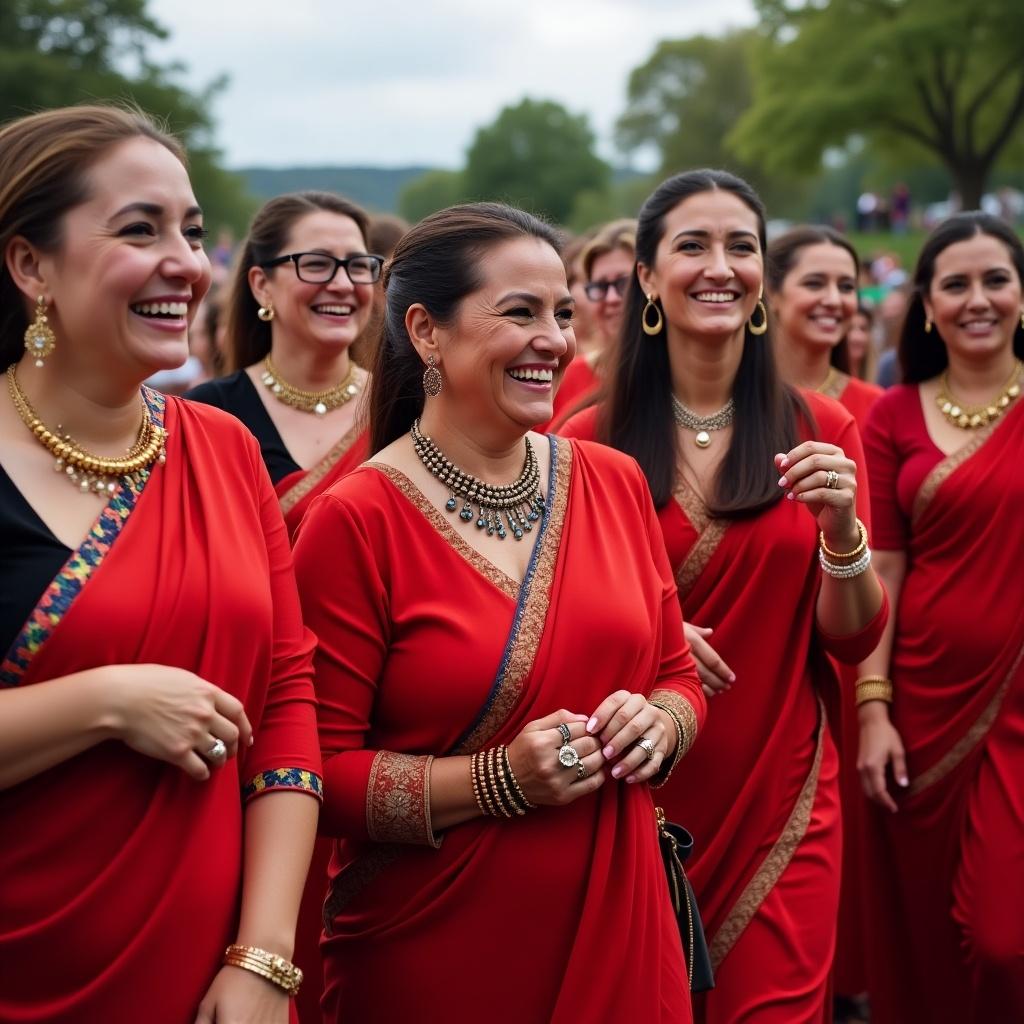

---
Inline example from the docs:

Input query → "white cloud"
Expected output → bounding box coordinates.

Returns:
[148,0,756,167]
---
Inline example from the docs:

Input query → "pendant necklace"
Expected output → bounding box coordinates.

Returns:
[261,356,361,416]
[410,419,545,541]
[935,359,1023,430]
[671,393,735,449]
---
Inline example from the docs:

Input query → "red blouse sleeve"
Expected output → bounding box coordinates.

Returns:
[862,393,909,551]
[240,448,323,805]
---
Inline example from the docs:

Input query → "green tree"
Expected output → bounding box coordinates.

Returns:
[732,0,1024,209]
[615,31,800,214]
[463,98,611,224]
[397,169,466,223]
[0,0,254,233]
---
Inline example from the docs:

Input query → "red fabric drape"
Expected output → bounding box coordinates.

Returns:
[292,437,706,1023]
[541,355,600,431]
[0,398,321,1023]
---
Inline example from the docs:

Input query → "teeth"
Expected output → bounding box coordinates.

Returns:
[314,304,354,315]
[508,367,553,383]
[132,301,187,317]
[694,292,738,303]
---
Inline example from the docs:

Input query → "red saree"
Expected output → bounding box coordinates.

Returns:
[862,387,1024,1023]
[0,395,322,1023]
[562,392,886,1023]
[292,436,706,1023]
[542,353,601,431]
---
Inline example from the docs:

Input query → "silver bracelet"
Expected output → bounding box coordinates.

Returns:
[819,545,872,579]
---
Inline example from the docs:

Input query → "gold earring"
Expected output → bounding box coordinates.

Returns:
[257,304,274,322]
[924,318,933,334]
[422,354,443,397]
[748,298,768,336]
[24,295,56,367]
[641,295,663,336]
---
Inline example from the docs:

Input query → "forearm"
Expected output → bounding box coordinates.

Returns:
[816,566,885,637]
[429,754,483,832]
[235,792,319,958]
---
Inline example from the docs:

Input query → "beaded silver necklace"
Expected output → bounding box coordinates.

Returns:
[411,419,545,541]
[671,394,735,449]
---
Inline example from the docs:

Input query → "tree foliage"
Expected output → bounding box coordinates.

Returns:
[0,0,254,232]
[463,98,611,224]
[732,0,1024,208]
[397,169,467,223]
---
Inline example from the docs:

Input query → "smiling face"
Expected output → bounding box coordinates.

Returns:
[31,137,211,378]
[771,242,858,352]
[249,210,375,355]
[434,236,575,431]
[638,189,763,342]
[924,232,1024,363]
[587,246,634,345]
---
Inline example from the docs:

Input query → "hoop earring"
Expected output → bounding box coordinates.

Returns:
[924,318,933,334]
[748,299,768,336]
[24,295,57,367]
[641,295,663,336]
[257,304,274,322]
[422,354,443,397]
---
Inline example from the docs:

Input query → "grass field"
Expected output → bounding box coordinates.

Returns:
[846,231,926,271]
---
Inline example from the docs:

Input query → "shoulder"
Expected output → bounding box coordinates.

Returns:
[844,376,884,402]
[165,393,262,459]
[556,403,599,440]
[797,387,857,441]
[863,382,920,436]
[183,370,250,408]
[561,433,648,493]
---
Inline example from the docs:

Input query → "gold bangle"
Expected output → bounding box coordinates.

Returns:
[855,679,894,706]
[495,744,527,815]
[820,518,868,563]
[469,752,488,816]
[648,701,684,789]
[503,746,536,810]
[223,944,302,997]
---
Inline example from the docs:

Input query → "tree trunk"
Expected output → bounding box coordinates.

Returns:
[948,159,990,211]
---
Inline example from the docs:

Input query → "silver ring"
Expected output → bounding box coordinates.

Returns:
[576,762,588,780]
[637,737,656,761]
[557,743,580,769]
[825,469,840,490]
[557,722,572,745]
[206,738,227,761]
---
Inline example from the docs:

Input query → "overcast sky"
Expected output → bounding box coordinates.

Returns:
[147,0,756,169]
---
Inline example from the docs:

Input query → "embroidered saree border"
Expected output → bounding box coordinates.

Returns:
[243,767,324,803]
[911,419,998,524]
[278,423,363,517]
[0,389,165,688]
[365,751,440,848]
[707,702,827,969]
[672,477,729,601]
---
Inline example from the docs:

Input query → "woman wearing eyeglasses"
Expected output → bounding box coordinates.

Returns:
[186,191,379,536]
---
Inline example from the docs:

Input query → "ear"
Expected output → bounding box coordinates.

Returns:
[405,303,441,365]
[636,262,656,301]
[247,264,272,308]
[6,236,51,304]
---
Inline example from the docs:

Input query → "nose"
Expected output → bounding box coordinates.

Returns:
[161,233,208,284]
[704,243,734,283]
[533,315,571,357]
[325,267,356,293]
[821,281,842,308]
[965,280,990,310]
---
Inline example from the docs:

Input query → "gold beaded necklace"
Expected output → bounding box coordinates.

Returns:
[260,356,361,416]
[6,366,167,496]
[935,359,1023,430]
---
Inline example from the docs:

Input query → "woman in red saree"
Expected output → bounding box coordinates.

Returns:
[858,212,1024,1023]
[293,203,707,1023]
[766,227,883,1017]
[562,170,887,1023]
[0,106,320,1024]
[186,192,375,535]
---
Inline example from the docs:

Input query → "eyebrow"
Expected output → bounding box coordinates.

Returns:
[938,266,1011,284]
[670,229,759,242]
[108,201,203,223]
[496,291,574,306]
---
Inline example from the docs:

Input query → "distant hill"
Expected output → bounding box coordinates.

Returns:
[236,166,435,213]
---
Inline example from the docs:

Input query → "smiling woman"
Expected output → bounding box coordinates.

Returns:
[0,105,321,1023]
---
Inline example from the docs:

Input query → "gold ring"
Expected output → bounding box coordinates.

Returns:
[576,762,588,780]
[825,470,840,490]
[637,737,656,761]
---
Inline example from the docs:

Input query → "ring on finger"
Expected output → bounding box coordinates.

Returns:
[825,469,840,490]
[576,762,588,780]
[557,722,572,745]
[636,737,656,761]
[557,744,580,769]
[205,738,227,762]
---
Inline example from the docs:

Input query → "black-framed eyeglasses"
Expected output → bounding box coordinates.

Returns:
[261,251,384,285]
[583,275,630,301]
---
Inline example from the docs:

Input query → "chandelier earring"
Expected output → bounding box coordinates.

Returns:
[642,294,664,336]
[422,354,443,397]
[257,303,275,322]
[24,295,57,367]
[748,289,768,336]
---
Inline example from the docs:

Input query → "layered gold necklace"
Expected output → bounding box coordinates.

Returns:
[6,365,166,496]
[935,359,1023,430]
[260,356,361,416]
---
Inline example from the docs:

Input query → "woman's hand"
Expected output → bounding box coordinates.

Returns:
[684,623,734,698]
[104,664,253,781]
[775,442,859,548]
[586,690,671,785]
[195,965,289,1024]
[857,705,909,813]
[506,710,607,806]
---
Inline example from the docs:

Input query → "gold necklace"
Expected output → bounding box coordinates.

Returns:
[935,359,1023,430]
[671,393,735,448]
[260,356,361,416]
[6,366,166,496]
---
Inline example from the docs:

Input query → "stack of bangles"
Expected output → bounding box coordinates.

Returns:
[471,744,536,818]
[819,518,872,579]
[855,674,894,707]
[223,944,303,996]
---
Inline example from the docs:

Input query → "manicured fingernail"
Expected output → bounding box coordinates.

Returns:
[728,672,736,682]
[586,716,598,733]
[625,775,637,784]
[603,744,614,758]
[779,457,789,468]
[778,476,787,487]
[611,765,624,778]
[898,776,909,787]
[786,492,795,500]
[248,735,254,746]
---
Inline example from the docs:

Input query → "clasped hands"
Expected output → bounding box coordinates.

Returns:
[506,691,673,808]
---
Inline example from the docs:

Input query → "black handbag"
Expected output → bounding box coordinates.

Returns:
[656,807,715,993]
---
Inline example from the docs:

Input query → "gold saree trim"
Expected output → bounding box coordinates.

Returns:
[908,637,1024,796]
[708,703,827,968]
[278,423,363,517]
[911,419,998,525]
[672,477,729,601]
[365,751,440,848]
[648,689,699,789]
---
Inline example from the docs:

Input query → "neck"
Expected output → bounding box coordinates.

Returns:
[667,327,744,412]
[267,340,351,389]
[13,353,145,451]
[418,404,528,485]
[945,345,1018,398]
[773,331,833,390]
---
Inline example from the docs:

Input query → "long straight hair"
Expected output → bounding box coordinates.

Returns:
[598,169,802,515]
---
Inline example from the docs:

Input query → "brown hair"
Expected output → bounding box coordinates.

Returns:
[0,104,185,368]
[765,225,859,295]
[367,213,409,259]
[223,191,371,372]
[580,219,637,281]
[371,202,561,453]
